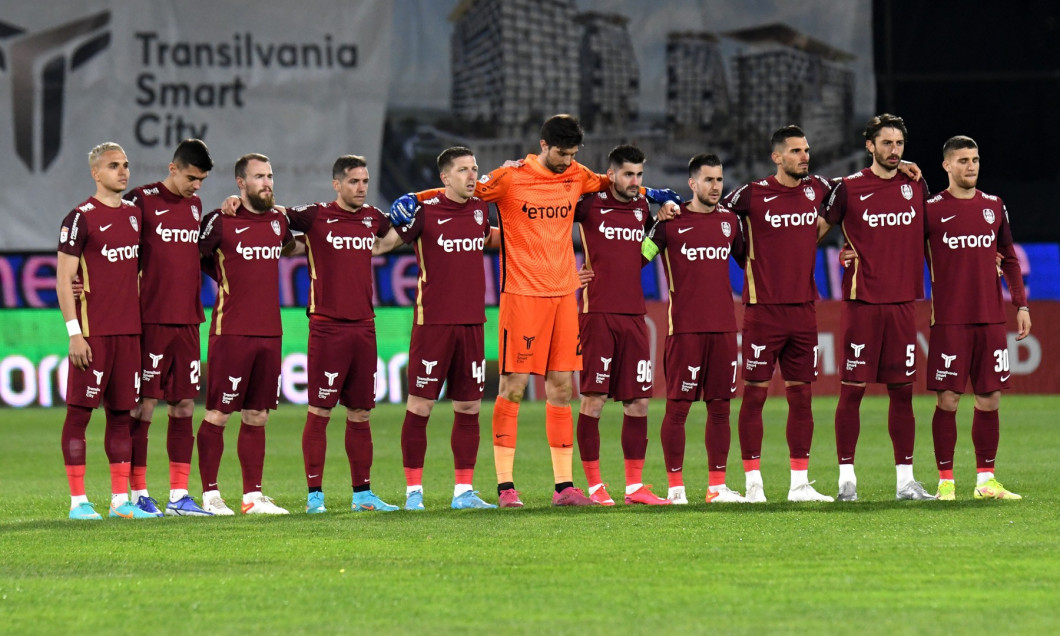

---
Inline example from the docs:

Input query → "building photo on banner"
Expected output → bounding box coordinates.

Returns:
[0,0,1058,634]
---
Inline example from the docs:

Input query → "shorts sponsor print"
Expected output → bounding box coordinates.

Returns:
[664,332,738,402]
[140,324,201,401]
[407,324,486,401]
[499,292,581,375]
[741,303,819,383]
[839,301,917,384]
[66,335,141,410]
[578,313,652,401]
[205,335,281,412]
[307,318,377,410]
[927,323,1010,394]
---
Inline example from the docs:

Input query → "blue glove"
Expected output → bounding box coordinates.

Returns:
[389,193,420,226]
[645,188,681,206]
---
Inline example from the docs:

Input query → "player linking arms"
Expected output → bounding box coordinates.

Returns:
[375,147,500,510]
[573,144,670,505]
[643,154,748,504]
[123,139,214,517]
[391,114,679,507]
[923,136,1030,500]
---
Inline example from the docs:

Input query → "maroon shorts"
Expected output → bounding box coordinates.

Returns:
[307,318,377,410]
[140,324,201,402]
[840,301,917,383]
[741,303,819,383]
[205,335,281,412]
[927,323,1010,394]
[66,334,140,410]
[407,323,485,401]
[664,332,738,402]
[578,313,653,401]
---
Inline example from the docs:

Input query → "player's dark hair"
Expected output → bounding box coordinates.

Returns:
[688,153,722,177]
[942,135,978,157]
[540,114,583,149]
[172,139,213,172]
[864,113,908,142]
[770,125,806,149]
[234,153,269,179]
[608,144,645,169]
[437,146,475,172]
[332,155,368,180]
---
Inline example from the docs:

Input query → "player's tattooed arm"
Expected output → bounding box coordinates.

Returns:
[283,234,306,257]
[372,228,404,255]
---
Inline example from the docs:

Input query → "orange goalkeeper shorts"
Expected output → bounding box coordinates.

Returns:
[498,292,581,375]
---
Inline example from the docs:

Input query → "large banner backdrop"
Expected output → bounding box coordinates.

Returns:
[0,0,393,249]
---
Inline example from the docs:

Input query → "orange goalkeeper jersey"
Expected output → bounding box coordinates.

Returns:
[477,154,607,296]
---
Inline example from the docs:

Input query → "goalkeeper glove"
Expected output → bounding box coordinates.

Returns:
[645,188,681,206]
[389,193,420,226]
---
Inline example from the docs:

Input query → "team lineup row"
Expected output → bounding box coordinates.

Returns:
[55,113,1030,520]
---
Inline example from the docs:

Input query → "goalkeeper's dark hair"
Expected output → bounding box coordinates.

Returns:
[864,113,908,142]
[770,125,806,150]
[332,155,368,180]
[540,114,584,148]
[688,153,722,177]
[437,146,475,172]
[942,135,977,158]
[172,139,214,172]
[608,144,646,169]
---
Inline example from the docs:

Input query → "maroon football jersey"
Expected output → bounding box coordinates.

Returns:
[575,189,649,315]
[199,206,291,336]
[646,203,744,334]
[724,174,831,305]
[124,182,205,325]
[398,194,490,325]
[925,189,1026,325]
[57,197,142,337]
[824,169,928,303]
[287,201,390,322]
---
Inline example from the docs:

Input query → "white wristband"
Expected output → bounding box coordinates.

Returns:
[66,319,82,337]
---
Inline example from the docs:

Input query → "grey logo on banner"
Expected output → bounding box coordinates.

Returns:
[0,12,111,172]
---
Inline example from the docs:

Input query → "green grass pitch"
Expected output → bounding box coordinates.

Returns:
[1,395,1058,634]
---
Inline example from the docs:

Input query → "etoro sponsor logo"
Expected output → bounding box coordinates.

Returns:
[597,221,643,242]
[521,202,571,220]
[862,205,917,228]
[942,230,995,249]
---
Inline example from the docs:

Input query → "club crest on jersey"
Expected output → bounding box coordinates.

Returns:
[901,184,913,200]
[362,217,373,228]
[803,186,816,201]
[271,219,281,236]
[721,221,731,237]
[191,205,200,221]
[129,216,139,231]
[983,208,995,224]
[474,209,484,225]
[634,209,643,222]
